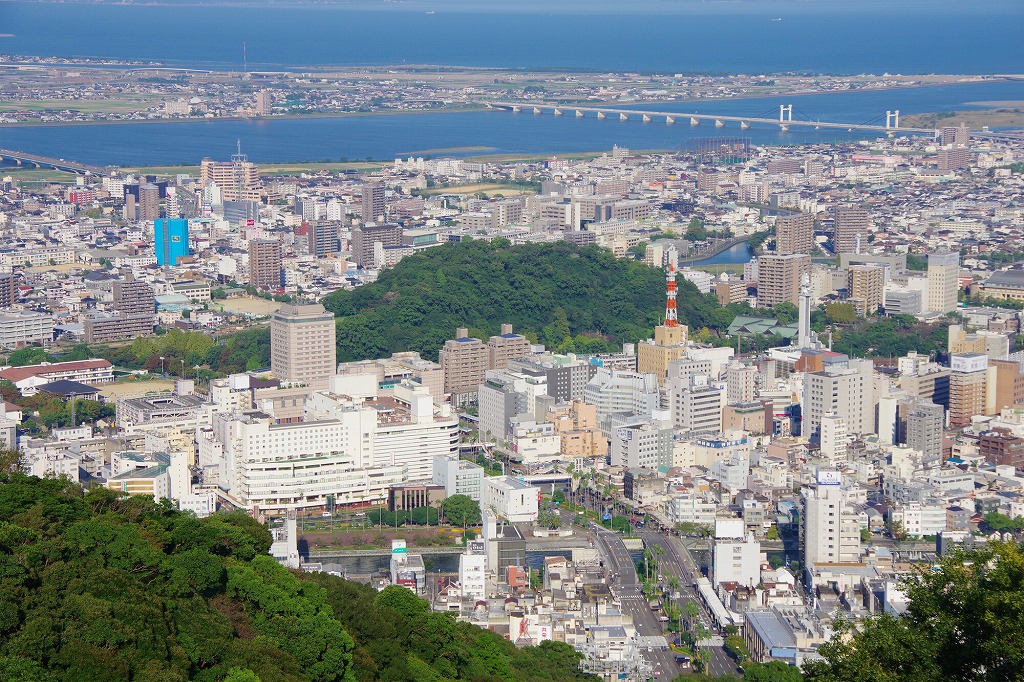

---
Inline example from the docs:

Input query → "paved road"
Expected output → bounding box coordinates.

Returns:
[595,528,680,680]
[637,530,742,679]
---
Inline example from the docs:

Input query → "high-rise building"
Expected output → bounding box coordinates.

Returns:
[350,224,403,268]
[991,355,1024,413]
[848,264,885,316]
[248,239,282,291]
[113,276,155,316]
[802,357,874,440]
[487,324,531,369]
[269,303,337,386]
[937,147,972,171]
[439,328,489,406]
[949,353,991,428]
[802,470,861,568]
[903,398,945,463]
[725,362,758,404]
[0,271,17,308]
[200,155,261,202]
[940,125,969,147]
[139,183,161,222]
[927,251,959,314]
[774,212,814,256]
[255,90,273,116]
[637,324,689,386]
[307,221,340,258]
[832,207,870,255]
[361,182,386,223]
[818,413,850,465]
[757,253,810,307]
[154,218,190,267]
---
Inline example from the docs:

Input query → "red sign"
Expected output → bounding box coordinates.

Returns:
[246,219,255,227]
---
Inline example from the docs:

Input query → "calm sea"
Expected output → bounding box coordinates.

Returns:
[0,0,1021,73]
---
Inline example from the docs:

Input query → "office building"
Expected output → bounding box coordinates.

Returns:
[139,183,161,222]
[361,181,386,223]
[833,207,870,255]
[802,470,861,567]
[350,224,403,269]
[802,357,874,440]
[270,303,337,386]
[848,265,884,316]
[583,368,660,426]
[757,254,810,307]
[307,221,340,258]
[433,456,485,501]
[992,355,1024,413]
[927,251,960,314]
[248,239,282,290]
[637,323,689,386]
[154,218,189,266]
[774,212,814,256]
[668,372,725,434]
[508,354,596,402]
[487,324,531,369]
[482,476,539,523]
[439,328,488,405]
[949,353,992,428]
[712,518,761,588]
[940,125,969,147]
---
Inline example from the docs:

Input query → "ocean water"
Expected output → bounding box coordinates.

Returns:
[0,0,1022,74]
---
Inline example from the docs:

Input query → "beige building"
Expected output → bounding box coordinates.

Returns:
[546,401,607,459]
[848,264,884,316]
[637,323,689,386]
[487,324,531,369]
[927,251,960,314]
[439,328,489,405]
[775,212,814,256]
[200,157,261,201]
[83,312,155,343]
[757,254,811,307]
[833,207,870,255]
[949,353,993,428]
[269,303,337,387]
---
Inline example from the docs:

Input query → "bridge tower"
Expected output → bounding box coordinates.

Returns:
[779,104,793,123]
[885,110,900,130]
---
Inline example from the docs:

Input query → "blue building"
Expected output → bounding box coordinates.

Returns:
[155,218,189,266]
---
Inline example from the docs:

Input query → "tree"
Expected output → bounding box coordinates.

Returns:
[6,346,52,367]
[804,542,1024,682]
[442,494,481,528]
[744,661,804,681]
[825,302,857,324]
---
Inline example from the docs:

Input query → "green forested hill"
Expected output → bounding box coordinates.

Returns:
[322,239,718,362]
[0,474,596,682]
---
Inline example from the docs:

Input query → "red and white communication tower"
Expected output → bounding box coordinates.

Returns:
[664,262,678,327]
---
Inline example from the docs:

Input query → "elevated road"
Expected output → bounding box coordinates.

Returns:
[0,148,108,175]
[485,101,937,135]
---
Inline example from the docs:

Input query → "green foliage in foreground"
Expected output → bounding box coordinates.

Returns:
[321,240,719,362]
[0,474,596,682]
[804,541,1024,682]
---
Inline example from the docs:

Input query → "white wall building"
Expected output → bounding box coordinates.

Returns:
[433,456,485,501]
[712,518,761,588]
[482,475,539,523]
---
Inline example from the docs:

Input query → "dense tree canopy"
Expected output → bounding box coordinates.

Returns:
[804,542,1024,682]
[0,474,596,682]
[321,240,719,362]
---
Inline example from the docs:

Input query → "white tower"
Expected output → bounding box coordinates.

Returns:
[798,272,813,349]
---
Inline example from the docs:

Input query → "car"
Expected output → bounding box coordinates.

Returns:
[321,512,332,518]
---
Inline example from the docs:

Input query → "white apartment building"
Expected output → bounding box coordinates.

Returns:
[888,502,947,538]
[583,369,660,425]
[669,373,726,434]
[665,487,717,526]
[801,470,861,568]
[0,310,53,348]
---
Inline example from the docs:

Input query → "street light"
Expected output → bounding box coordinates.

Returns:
[159,356,165,376]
